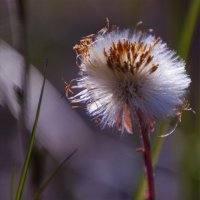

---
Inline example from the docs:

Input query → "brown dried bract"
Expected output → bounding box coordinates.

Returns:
[73,18,110,61]
[73,37,93,59]
[64,79,75,98]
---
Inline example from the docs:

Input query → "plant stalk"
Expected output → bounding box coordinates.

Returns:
[137,111,155,200]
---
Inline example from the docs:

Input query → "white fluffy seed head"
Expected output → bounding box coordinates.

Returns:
[69,22,191,134]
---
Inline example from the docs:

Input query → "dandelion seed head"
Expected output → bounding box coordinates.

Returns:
[69,22,191,134]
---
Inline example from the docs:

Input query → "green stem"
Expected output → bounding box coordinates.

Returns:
[15,62,47,200]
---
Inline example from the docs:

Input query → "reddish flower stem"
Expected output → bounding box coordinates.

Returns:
[137,111,155,200]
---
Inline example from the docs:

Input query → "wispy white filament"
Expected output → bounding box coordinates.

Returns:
[69,25,191,133]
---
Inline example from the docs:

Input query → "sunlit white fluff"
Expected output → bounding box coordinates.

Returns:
[69,24,191,134]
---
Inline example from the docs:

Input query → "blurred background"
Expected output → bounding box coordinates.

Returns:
[0,0,199,199]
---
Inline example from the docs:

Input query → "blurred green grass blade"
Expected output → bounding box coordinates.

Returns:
[179,0,200,196]
[32,149,77,200]
[178,0,200,60]
[10,166,17,200]
[133,124,167,200]
[178,0,199,197]
[15,61,47,200]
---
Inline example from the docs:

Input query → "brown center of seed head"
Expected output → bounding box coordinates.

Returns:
[104,38,160,75]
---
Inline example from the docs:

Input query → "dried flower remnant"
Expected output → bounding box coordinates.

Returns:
[69,21,191,134]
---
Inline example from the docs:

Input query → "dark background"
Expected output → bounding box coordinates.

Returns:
[0,0,199,199]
